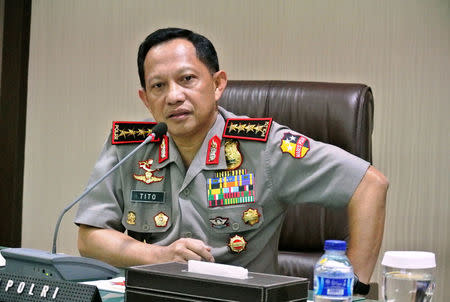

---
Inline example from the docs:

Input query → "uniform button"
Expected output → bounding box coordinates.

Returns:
[142,224,150,231]
[232,223,240,231]
[182,232,192,238]
[183,188,190,197]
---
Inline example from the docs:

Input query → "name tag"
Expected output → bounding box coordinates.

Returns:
[131,190,165,203]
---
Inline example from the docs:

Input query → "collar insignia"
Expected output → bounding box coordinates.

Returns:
[206,135,221,165]
[133,158,164,184]
[280,132,310,158]
[159,135,169,163]
[223,118,272,142]
[112,121,159,144]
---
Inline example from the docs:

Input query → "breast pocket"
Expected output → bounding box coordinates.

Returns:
[122,190,172,233]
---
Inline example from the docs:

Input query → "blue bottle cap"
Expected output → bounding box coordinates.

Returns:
[324,240,347,251]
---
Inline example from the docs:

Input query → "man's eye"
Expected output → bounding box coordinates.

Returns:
[152,83,163,89]
[184,75,193,81]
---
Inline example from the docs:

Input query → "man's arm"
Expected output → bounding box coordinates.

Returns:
[78,224,215,268]
[347,165,389,284]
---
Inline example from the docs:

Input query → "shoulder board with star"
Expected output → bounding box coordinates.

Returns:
[111,121,159,144]
[222,118,272,142]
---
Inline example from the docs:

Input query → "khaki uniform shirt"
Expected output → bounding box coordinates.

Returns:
[74,107,369,274]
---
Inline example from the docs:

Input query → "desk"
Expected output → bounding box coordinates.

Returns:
[99,290,123,302]
[1,247,378,301]
[98,289,379,302]
[95,267,378,302]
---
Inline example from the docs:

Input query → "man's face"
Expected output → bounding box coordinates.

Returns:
[139,38,226,141]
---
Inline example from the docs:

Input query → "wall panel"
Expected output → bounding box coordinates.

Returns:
[25,0,449,299]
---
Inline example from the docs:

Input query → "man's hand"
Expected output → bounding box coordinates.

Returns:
[161,238,215,263]
[78,225,214,268]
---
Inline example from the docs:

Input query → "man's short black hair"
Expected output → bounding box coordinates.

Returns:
[138,28,219,89]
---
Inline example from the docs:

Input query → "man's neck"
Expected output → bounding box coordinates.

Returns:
[173,134,205,168]
[171,114,218,168]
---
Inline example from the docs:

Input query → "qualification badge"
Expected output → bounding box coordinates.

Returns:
[224,140,242,170]
[127,211,136,225]
[154,212,169,227]
[242,208,261,226]
[209,216,229,229]
[133,158,164,184]
[228,235,247,253]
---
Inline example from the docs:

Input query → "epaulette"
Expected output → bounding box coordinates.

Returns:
[111,121,159,144]
[222,118,272,142]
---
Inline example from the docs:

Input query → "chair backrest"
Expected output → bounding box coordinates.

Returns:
[219,80,374,282]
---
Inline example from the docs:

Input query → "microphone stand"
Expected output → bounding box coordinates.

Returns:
[52,132,156,254]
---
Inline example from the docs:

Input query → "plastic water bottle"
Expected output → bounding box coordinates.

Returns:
[314,240,354,302]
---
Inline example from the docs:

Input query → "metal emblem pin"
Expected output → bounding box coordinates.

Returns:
[127,211,136,225]
[242,208,261,226]
[154,212,169,227]
[224,140,242,170]
[228,235,247,253]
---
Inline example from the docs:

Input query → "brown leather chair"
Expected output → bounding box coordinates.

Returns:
[219,80,374,287]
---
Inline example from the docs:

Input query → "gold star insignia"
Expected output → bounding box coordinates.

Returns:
[245,124,256,133]
[254,124,264,135]
[229,123,239,132]
[118,129,128,138]
[127,129,137,137]
[236,123,246,133]
[137,128,147,137]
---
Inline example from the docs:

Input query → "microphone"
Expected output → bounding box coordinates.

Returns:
[1,122,168,281]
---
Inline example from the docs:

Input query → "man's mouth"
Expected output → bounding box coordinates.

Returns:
[168,110,190,119]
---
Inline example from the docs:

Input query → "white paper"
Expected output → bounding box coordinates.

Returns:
[0,251,5,266]
[187,260,248,279]
[80,276,125,293]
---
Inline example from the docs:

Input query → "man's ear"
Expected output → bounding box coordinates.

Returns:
[213,70,228,101]
[138,88,152,113]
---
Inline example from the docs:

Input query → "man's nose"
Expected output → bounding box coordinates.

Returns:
[166,83,185,104]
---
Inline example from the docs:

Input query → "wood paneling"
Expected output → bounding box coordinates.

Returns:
[0,0,31,247]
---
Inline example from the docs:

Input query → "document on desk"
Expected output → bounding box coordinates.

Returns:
[81,276,125,293]
[187,259,248,279]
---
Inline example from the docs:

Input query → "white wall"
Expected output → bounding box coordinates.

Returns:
[24,0,449,299]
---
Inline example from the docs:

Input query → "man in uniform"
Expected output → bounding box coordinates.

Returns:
[75,28,388,290]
